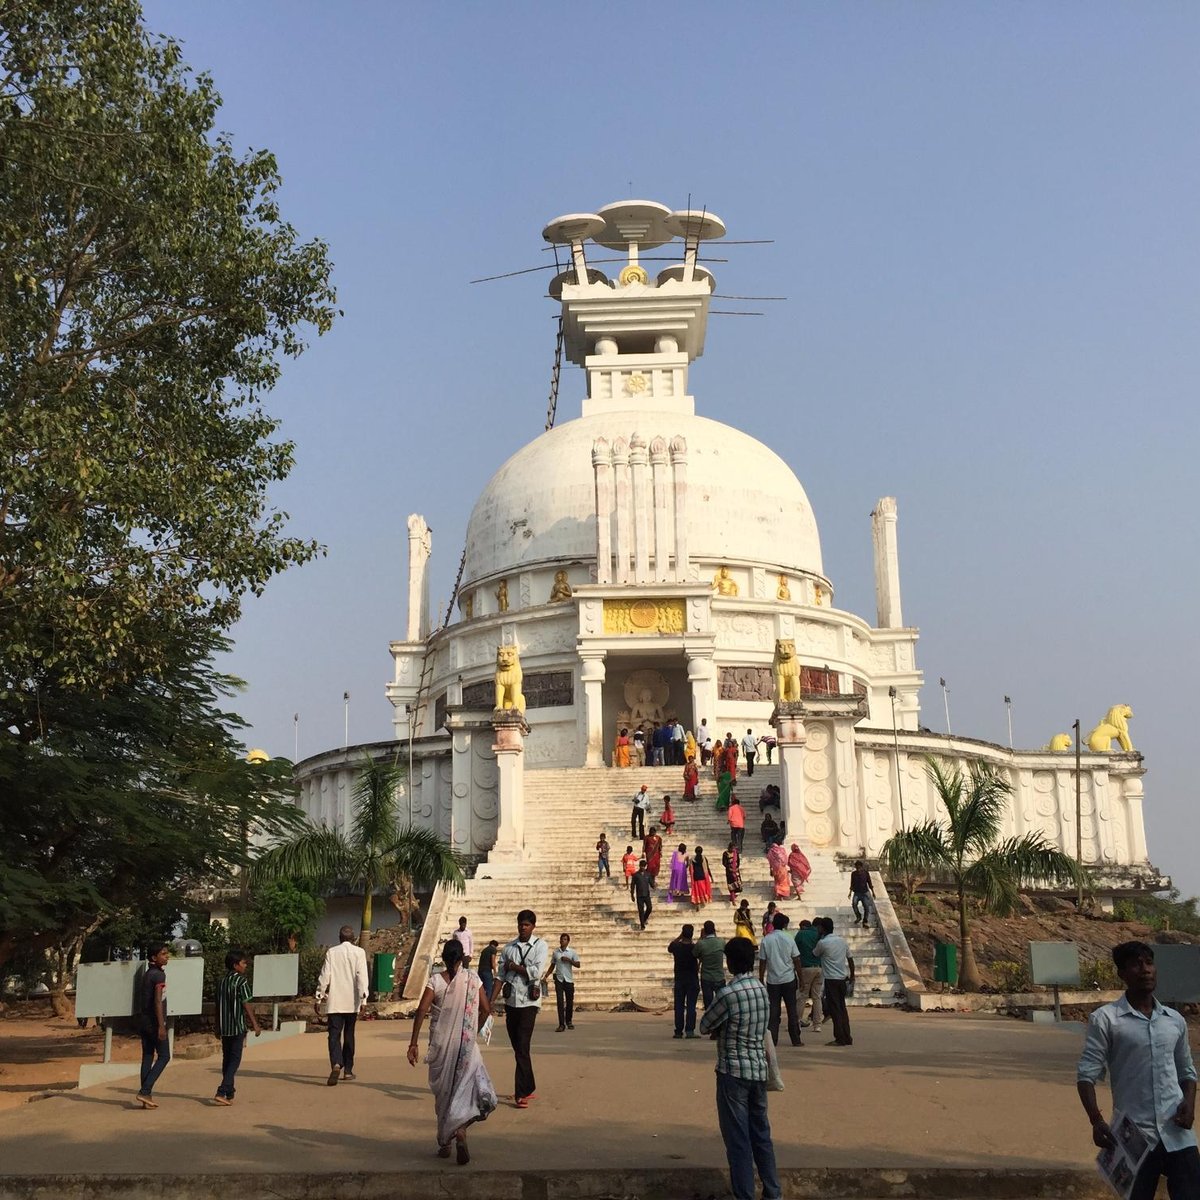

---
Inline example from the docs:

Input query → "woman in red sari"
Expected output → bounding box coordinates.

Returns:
[682,757,700,802]
[787,843,812,898]
[642,827,663,886]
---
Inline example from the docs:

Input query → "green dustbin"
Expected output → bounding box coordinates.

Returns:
[934,942,958,985]
[373,952,396,994]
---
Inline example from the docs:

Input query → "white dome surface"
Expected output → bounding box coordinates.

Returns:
[462,409,823,587]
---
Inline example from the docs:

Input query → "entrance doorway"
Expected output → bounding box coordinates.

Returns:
[602,656,692,767]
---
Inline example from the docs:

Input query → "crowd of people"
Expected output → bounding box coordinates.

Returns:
[612,720,777,779]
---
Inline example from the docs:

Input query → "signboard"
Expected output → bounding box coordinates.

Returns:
[1028,941,1081,988]
[162,956,205,1017]
[74,961,141,1020]
[1154,944,1200,1005]
[253,953,299,998]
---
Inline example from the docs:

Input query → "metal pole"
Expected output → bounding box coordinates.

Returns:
[293,712,299,761]
[1073,718,1083,906]
[343,692,350,749]
[1005,695,1013,750]
[940,677,952,735]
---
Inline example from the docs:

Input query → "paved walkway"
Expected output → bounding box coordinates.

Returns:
[0,1010,1101,1185]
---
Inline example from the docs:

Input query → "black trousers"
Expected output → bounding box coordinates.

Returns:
[637,892,653,928]
[730,826,744,853]
[701,977,719,1009]
[504,1004,538,1099]
[745,751,756,776]
[674,977,699,1034]
[555,980,574,1027]
[767,978,802,1045]
[632,807,645,838]
[327,1012,357,1071]
[823,979,852,1045]
[1131,1142,1200,1200]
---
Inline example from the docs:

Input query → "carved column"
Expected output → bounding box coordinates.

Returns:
[772,704,807,839]
[831,718,861,852]
[871,497,903,629]
[687,653,717,733]
[650,436,672,581]
[580,651,607,768]
[612,437,631,585]
[406,514,432,641]
[629,433,651,584]
[490,710,531,860]
[670,436,689,581]
[592,439,613,585]
[1122,774,1148,864]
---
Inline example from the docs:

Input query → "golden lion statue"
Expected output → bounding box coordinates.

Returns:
[494,645,526,713]
[773,638,801,704]
[1047,733,1072,752]
[1086,705,1133,753]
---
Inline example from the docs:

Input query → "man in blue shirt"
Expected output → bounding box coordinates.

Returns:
[1077,940,1198,1199]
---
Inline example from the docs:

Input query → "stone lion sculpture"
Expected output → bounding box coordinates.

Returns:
[494,645,526,713]
[773,638,801,704]
[1086,705,1133,753]
[1047,733,1072,752]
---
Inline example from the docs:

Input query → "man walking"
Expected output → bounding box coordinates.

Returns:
[814,917,854,1046]
[671,718,686,765]
[694,919,727,1009]
[700,937,782,1200]
[545,932,581,1033]
[135,944,171,1108]
[632,859,654,929]
[741,729,757,777]
[699,719,713,768]
[1077,940,1199,1199]
[494,909,548,1108]
[668,924,701,1038]
[453,915,474,964]
[849,860,876,928]
[214,948,261,1105]
[315,925,369,1085]
[631,784,650,839]
[794,919,824,1036]
[727,794,745,854]
[758,913,802,1046]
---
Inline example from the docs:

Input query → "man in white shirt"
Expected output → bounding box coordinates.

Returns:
[741,729,758,777]
[315,925,369,1085]
[813,917,855,1047]
[1078,940,1198,1199]
[543,931,581,1032]
[699,719,714,767]
[452,915,474,964]
[493,909,549,1108]
[757,912,802,1046]
[671,719,685,765]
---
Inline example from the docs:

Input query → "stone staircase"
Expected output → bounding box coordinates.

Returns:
[433,764,908,1009]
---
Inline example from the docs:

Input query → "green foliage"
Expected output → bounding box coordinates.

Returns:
[1111,890,1200,935]
[252,756,465,938]
[992,960,1032,993]
[298,946,325,998]
[0,1,337,700]
[82,902,182,962]
[1081,957,1119,990]
[248,880,323,950]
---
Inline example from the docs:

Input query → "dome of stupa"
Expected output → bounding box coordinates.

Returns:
[461,408,823,589]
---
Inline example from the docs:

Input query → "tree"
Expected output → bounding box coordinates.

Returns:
[882,758,1082,991]
[0,631,306,972]
[250,757,465,950]
[0,1,337,710]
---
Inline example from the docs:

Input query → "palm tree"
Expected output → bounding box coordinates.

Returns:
[881,757,1082,991]
[250,756,465,950]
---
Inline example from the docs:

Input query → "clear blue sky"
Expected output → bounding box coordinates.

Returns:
[142,2,1200,895]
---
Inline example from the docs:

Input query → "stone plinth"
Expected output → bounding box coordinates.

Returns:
[772,702,807,836]
[491,709,531,860]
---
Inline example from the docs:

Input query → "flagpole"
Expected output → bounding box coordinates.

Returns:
[939,677,952,736]
[343,692,350,749]
[1004,695,1013,750]
[293,712,299,761]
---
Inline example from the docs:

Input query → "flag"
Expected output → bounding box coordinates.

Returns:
[939,677,946,688]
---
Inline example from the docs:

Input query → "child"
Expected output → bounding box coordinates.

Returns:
[660,795,676,835]
[214,949,261,1105]
[622,844,639,899]
[596,832,611,880]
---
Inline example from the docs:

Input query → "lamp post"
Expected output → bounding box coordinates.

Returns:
[1073,717,1083,907]
[1004,695,1013,750]
[939,677,952,735]
[343,691,350,749]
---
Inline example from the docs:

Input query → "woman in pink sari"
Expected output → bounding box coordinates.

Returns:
[407,939,497,1164]
[787,842,811,898]
[766,841,791,900]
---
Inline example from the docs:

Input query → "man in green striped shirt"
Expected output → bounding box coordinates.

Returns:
[214,950,261,1105]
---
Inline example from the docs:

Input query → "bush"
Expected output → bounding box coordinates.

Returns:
[1081,957,1119,990]
[993,960,1032,993]
[299,946,324,998]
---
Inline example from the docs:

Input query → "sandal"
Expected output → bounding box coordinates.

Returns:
[456,1137,470,1165]
[437,1144,451,1158]
[136,1095,158,1109]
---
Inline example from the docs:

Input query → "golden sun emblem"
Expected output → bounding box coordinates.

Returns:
[618,263,649,286]
[623,373,648,396]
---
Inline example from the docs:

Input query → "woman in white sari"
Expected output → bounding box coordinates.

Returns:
[407,939,497,1163]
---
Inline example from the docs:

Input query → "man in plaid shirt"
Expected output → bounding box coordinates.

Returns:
[699,937,782,1200]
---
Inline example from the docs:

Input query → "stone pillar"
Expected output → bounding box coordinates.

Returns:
[650,436,672,581]
[687,652,717,732]
[1122,774,1148,863]
[581,652,607,767]
[831,718,862,851]
[490,710,531,860]
[612,437,631,585]
[592,439,613,585]
[406,514,432,641]
[629,433,651,584]
[772,704,807,838]
[670,436,689,581]
[871,497,903,629]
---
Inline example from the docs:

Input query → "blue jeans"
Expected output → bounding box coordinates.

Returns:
[715,1072,781,1200]
[674,977,699,1034]
[217,1034,244,1098]
[479,970,494,1002]
[138,1025,170,1097]
[852,892,874,923]
[1131,1142,1200,1200]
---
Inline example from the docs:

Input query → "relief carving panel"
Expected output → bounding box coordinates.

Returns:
[603,598,685,635]
[718,666,773,701]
